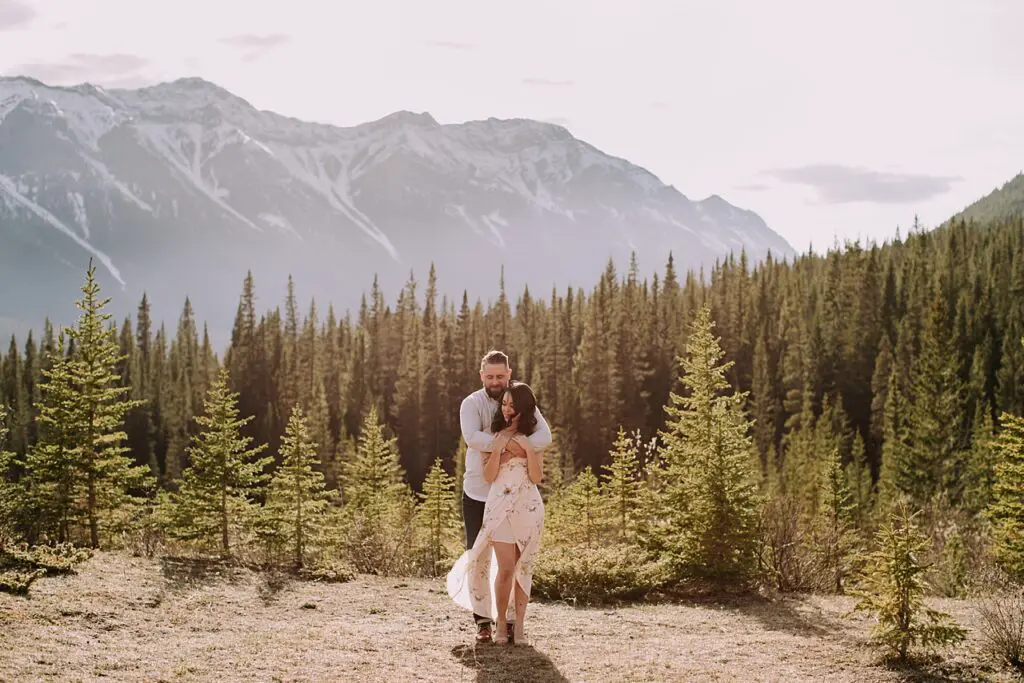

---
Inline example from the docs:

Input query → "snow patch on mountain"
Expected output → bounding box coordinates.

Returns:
[0,174,125,285]
[0,75,795,331]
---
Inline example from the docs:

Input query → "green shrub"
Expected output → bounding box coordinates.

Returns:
[0,569,45,595]
[0,541,92,576]
[299,557,357,584]
[532,544,670,605]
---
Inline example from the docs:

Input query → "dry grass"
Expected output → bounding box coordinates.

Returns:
[0,551,1020,682]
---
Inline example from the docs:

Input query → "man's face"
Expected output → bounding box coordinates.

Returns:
[480,363,511,400]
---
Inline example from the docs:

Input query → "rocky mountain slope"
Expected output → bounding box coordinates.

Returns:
[0,76,794,343]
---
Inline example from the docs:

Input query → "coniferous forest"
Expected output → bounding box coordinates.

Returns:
[3,213,1024,665]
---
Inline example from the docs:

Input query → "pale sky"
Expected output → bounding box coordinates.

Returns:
[2,0,1022,255]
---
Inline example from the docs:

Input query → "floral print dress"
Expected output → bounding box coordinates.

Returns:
[447,456,545,621]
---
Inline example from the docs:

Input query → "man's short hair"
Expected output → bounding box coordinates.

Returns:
[480,350,509,371]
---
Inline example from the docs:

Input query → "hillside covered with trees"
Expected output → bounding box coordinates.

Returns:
[2,211,1024,669]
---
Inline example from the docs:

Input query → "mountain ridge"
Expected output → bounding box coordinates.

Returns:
[0,75,795,345]
[947,172,1024,227]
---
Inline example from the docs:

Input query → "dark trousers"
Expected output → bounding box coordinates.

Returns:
[462,493,491,626]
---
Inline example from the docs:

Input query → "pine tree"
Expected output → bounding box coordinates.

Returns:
[852,500,967,662]
[845,432,873,531]
[812,447,859,593]
[342,407,416,574]
[2,336,29,456]
[656,304,762,584]
[22,264,151,547]
[23,331,81,543]
[546,467,604,548]
[262,405,332,569]
[601,427,643,542]
[538,429,568,499]
[987,408,1024,577]
[962,406,997,516]
[876,360,910,514]
[168,367,272,555]
[453,438,467,496]
[67,262,153,547]
[902,294,968,507]
[416,456,460,575]
[751,327,780,472]
[0,403,22,538]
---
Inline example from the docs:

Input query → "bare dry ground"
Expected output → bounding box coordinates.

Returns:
[0,551,1020,682]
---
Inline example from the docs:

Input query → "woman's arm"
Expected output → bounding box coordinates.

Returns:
[515,435,543,484]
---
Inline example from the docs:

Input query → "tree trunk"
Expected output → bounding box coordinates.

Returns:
[221,489,229,553]
[88,477,99,548]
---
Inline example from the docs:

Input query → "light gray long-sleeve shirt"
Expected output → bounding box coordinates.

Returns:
[459,388,552,501]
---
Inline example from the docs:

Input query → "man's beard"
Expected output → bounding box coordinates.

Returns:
[485,385,505,400]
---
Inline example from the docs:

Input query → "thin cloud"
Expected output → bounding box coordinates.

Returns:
[11,53,150,85]
[733,183,771,192]
[219,34,290,62]
[522,78,574,87]
[423,39,475,50]
[220,34,290,50]
[764,163,960,204]
[0,0,35,30]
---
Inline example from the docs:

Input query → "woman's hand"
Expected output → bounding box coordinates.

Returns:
[490,430,512,454]
[502,414,520,434]
[503,438,528,460]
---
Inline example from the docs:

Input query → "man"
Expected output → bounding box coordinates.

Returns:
[459,349,552,644]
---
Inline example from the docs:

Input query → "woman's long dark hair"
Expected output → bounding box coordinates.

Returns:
[490,381,538,436]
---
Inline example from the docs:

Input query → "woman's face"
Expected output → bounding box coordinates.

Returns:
[501,391,518,422]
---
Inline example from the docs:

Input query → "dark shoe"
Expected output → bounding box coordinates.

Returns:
[476,623,493,644]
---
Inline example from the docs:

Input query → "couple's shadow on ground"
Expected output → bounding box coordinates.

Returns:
[452,642,568,683]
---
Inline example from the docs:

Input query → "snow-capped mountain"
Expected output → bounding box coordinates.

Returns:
[0,75,794,343]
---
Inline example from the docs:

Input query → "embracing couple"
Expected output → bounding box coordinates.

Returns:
[446,350,551,646]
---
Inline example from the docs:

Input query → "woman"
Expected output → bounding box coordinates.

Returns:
[447,381,545,645]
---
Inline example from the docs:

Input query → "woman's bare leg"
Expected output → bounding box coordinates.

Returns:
[491,541,517,643]
[512,543,529,644]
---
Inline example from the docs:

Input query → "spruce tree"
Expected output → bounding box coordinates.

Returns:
[262,405,332,569]
[538,429,568,498]
[853,500,967,662]
[23,332,80,543]
[902,296,967,507]
[67,262,152,547]
[416,456,460,576]
[23,264,151,547]
[987,409,1024,577]
[546,467,604,548]
[601,427,643,542]
[0,403,21,539]
[168,367,271,555]
[657,304,762,584]
[812,447,858,593]
[342,407,416,574]
[845,432,873,531]
[452,438,466,495]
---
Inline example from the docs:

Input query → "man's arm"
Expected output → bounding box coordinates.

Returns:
[460,396,496,452]
[528,407,553,451]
